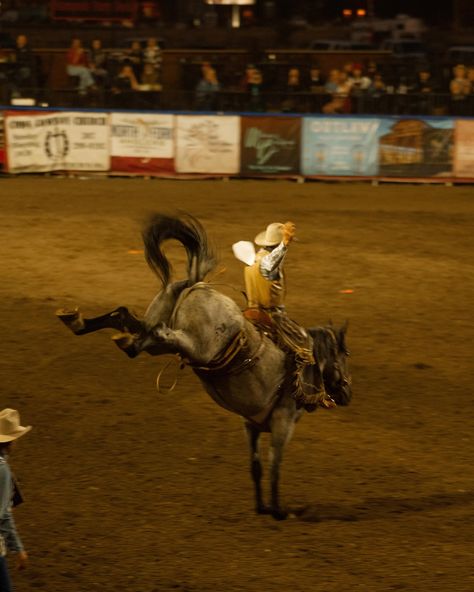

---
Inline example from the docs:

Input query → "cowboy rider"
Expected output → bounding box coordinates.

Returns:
[243,221,336,410]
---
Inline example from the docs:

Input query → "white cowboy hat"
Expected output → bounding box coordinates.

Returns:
[0,409,32,443]
[254,222,284,247]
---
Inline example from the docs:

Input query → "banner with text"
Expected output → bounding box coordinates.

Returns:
[0,112,4,168]
[175,115,240,174]
[110,112,175,174]
[453,119,474,178]
[302,117,380,176]
[5,111,110,173]
[240,116,300,175]
[376,117,454,178]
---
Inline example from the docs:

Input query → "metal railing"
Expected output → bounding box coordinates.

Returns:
[3,87,474,117]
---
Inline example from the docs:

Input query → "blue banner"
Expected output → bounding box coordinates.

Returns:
[301,117,380,176]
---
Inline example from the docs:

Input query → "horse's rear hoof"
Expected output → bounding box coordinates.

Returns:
[112,332,138,358]
[56,308,85,333]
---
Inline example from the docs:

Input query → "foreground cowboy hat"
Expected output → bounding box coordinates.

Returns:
[0,409,32,443]
[254,222,284,247]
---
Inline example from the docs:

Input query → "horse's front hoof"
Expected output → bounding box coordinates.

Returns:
[56,308,85,333]
[112,332,138,358]
[271,508,288,521]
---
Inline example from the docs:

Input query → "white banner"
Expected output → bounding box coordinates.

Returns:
[110,112,174,158]
[175,115,240,174]
[5,111,110,173]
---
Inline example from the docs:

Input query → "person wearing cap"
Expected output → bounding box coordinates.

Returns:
[0,409,30,591]
[243,222,335,410]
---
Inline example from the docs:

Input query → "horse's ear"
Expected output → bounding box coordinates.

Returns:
[341,319,349,334]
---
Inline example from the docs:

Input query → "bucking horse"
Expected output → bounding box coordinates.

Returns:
[57,213,352,520]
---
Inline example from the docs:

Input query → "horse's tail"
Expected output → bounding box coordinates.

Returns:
[142,213,217,287]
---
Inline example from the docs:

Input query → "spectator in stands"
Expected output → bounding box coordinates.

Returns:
[242,64,264,112]
[66,38,95,95]
[348,64,371,93]
[142,37,162,82]
[89,39,108,87]
[110,62,139,107]
[12,34,36,93]
[140,62,161,91]
[308,66,325,93]
[286,67,301,92]
[281,67,302,112]
[467,66,474,90]
[348,63,371,113]
[367,72,386,98]
[322,69,351,114]
[413,68,437,114]
[194,66,220,110]
[450,64,471,115]
[125,40,143,80]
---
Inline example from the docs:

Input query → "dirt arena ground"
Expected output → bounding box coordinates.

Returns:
[1,177,473,592]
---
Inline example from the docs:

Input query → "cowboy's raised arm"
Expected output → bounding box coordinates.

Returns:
[259,242,287,278]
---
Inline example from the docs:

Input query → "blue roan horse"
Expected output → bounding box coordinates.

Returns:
[57,213,352,520]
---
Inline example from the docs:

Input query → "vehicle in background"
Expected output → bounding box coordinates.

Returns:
[380,39,428,60]
[309,39,374,51]
[445,46,474,66]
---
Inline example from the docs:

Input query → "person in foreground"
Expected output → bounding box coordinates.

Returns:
[0,408,30,591]
[238,221,336,410]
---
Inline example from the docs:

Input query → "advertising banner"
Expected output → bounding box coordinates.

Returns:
[175,115,240,174]
[0,112,4,168]
[377,117,454,178]
[302,117,380,176]
[110,112,174,174]
[453,119,474,178]
[5,111,110,173]
[241,116,300,175]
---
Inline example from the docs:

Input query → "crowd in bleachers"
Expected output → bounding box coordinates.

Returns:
[1,34,474,115]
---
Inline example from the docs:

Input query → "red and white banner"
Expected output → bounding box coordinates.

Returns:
[5,111,110,173]
[110,112,174,174]
[175,115,240,174]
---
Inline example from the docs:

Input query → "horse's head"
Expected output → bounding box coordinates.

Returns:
[324,322,352,406]
[309,323,352,406]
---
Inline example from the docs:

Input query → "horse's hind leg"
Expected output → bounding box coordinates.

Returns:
[268,406,296,520]
[244,422,270,515]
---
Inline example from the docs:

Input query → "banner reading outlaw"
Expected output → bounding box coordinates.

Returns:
[5,111,110,173]
[175,115,240,174]
[301,117,380,176]
[110,112,174,174]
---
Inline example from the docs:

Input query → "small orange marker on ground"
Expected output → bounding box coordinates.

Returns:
[127,249,144,255]
[339,289,354,294]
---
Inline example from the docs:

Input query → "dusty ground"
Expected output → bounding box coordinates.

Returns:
[1,177,473,592]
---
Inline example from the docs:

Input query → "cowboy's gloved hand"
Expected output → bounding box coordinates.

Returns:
[282,221,296,246]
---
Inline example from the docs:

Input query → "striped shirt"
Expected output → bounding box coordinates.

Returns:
[258,242,288,280]
[0,455,24,554]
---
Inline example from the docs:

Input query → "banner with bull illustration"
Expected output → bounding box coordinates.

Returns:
[110,112,174,174]
[240,116,300,176]
[175,115,240,174]
[301,117,380,176]
[5,111,110,173]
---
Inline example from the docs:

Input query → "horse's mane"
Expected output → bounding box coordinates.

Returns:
[142,213,218,287]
